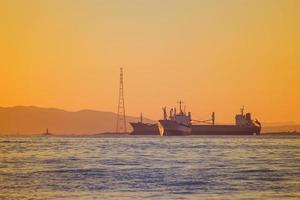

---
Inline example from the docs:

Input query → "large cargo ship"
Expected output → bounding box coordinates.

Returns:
[192,108,261,135]
[158,101,192,136]
[130,107,261,136]
[130,113,160,135]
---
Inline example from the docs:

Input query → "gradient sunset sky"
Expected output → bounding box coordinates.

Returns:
[0,0,299,123]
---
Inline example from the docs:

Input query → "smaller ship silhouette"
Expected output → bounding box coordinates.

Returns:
[130,113,160,135]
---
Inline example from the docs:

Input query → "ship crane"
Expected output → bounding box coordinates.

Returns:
[192,112,215,125]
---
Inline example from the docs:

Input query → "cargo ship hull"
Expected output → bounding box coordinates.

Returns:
[159,120,191,136]
[130,122,160,135]
[192,125,261,135]
[130,124,260,135]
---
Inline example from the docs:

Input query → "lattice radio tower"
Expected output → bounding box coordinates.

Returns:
[116,67,127,133]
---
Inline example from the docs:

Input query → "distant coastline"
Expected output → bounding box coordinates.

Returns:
[261,131,300,136]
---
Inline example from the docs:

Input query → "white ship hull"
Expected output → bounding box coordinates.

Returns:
[159,120,191,136]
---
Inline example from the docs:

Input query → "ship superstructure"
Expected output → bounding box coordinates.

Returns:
[158,101,192,136]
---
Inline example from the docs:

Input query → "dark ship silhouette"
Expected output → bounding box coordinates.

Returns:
[192,107,261,135]
[130,113,160,135]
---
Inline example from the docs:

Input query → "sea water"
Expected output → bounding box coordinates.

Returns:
[1,135,299,199]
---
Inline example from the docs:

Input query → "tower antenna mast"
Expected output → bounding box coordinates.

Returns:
[116,67,127,133]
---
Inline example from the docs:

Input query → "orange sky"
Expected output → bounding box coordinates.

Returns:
[0,0,299,123]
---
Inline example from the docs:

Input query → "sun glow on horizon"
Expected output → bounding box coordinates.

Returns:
[0,0,299,123]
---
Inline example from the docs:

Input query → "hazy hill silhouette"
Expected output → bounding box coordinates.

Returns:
[0,106,155,135]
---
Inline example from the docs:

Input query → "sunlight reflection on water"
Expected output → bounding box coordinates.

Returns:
[0,135,300,199]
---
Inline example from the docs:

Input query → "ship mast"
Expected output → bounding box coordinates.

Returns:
[240,106,245,116]
[162,107,167,119]
[212,112,215,126]
[177,100,184,114]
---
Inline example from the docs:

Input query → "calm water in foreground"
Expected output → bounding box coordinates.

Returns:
[0,135,300,200]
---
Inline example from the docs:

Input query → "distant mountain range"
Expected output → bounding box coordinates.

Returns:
[0,106,154,135]
[0,106,298,135]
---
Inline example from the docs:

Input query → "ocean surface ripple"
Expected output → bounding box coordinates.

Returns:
[0,135,300,200]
